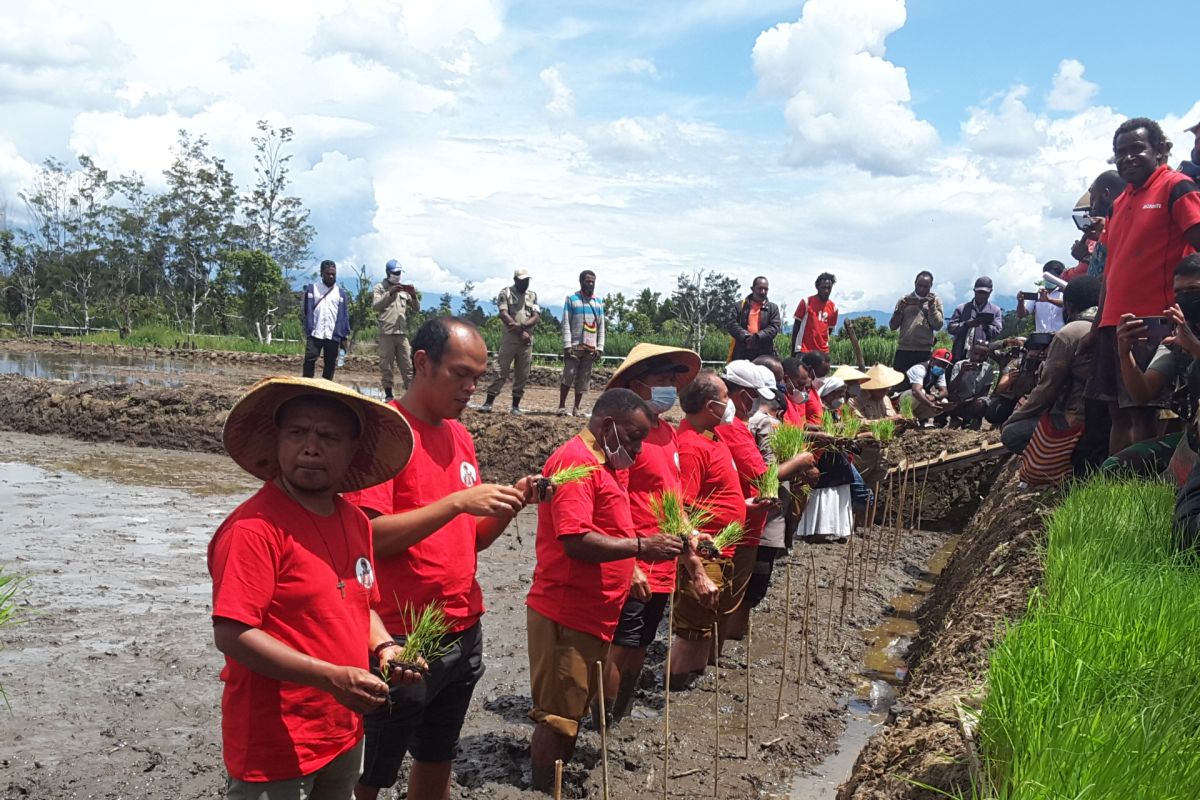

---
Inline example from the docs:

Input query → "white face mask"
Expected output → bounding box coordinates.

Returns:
[603,420,635,470]
[710,398,735,425]
[387,273,403,284]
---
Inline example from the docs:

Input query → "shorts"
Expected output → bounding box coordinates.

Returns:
[611,592,670,649]
[359,622,485,788]
[747,546,784,609]
[226,738,364,800]
[561,351,596,392]
[1086,326,1171,408]
[672,558,729,640]
[526,607,609,738]
[718,545,757,621]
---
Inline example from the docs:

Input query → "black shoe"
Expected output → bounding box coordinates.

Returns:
[384,390,394,402]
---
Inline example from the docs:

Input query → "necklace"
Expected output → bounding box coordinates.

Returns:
[280,480,353,599]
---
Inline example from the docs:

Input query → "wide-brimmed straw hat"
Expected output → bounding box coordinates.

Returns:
[860,363,906,391]
[607,343,701,391]
[832,365,869,383]
[223,377,414,493]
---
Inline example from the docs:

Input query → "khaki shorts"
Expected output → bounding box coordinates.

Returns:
[719,545,757,620]
[672,558,729,640]
[561,351,597,392]
[226,738,363,800]
[526,607,609,738]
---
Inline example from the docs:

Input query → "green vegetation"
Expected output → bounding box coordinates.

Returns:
[648,488,714,541]
[383,602,452,677]
[978,477,1200,799]
[711,521,745,552]
[898,393,915,420]
[752,463,780,500]
[0,567,21,706]
[768,423,809,462]
[545,463,599,486]
[868,418,896,443]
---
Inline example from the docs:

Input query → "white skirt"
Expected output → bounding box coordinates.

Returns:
[798,485,852,540]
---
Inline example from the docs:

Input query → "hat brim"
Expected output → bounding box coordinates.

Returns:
[223,377,413,493]
[831,365,869,383]
[607,343,701,391]
[860,364,906,391]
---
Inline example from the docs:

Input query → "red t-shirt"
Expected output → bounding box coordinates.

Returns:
[1098,165,1200,327]
[208,482,379,782]
[1062,262,1089,281]
[342,401,484,635]
[526,431,636,641]
[783,396,805,426]
[677,418,747,558]
[627,419,683,594]
[792,296,838,354]
[805,388,825,425]
[715,417,767,548]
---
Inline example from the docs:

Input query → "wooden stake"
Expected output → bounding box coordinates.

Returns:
[809,552,820,656]
[597,660,610,800]
[663,590,674,800]
[839,529,853,625]
[712,622,720,799]
[875,472,893,573]
[743,619,752,760]
[890,463,909,558]
[916,462,931,532]
[800,568,812,684]
[554,759,563,800]
[773,562,792,727]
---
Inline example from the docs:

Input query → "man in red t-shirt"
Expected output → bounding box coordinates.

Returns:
[526,388,683,791]
[210,378,422,798]
[344,318,539,800]
[600,343,717,723]
[1087,117,1200,454]
[790,272,839,355]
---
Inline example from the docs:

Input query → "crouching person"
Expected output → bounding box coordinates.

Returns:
[526,389,683,792]
[210,378,423,799]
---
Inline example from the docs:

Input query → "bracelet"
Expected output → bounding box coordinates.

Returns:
[372,640,399,659]
[636,537,642,556]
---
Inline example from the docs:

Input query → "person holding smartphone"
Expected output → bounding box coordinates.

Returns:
[373,260,421,401]
[947,277,1003,362]
[1016,261,1066,333]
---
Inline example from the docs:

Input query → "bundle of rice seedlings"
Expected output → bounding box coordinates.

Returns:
[899,393,915,420]
[820,409,841,437]
[545,463,599,485]
[869,418,896,443]
[769,423,809,463]
[382,601,452,678]
[752,463,780,499]
[840,413,862,439]
[648,489,714,543]
[699,521,746,558]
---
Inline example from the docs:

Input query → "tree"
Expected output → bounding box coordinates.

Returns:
[105,173,163,335]
[670,269,740,351]
[243,121,315,283]
[602,292,630,333]
[228,249,284,342]
[460,281,486,327]
[437,292,453,316]
[0,230,39,335]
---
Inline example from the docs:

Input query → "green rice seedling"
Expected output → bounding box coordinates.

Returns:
[898,393,915,420]
[648,489,715,542]
[840,413,862,439]
[752,463,780,499]
[0,567,21,707]
[820,409,840,437]
[382,601,453,679]
[546,463,599,485]
[868,419,896,443]
[768,423,809,462]
[711,521,745,552]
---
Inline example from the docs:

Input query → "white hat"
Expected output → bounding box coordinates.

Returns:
[514,267,531,280]
[721,360,776,400]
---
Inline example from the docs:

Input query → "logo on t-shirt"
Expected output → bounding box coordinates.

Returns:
[355,556,375,589]
[460,461,479,487]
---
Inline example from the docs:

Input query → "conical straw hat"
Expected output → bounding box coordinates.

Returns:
[607,343,701,391]
[859,363,906,391]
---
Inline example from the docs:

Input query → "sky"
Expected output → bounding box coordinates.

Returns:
[0,0,1198,316]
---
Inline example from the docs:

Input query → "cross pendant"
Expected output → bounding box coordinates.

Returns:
[337,579,346,599]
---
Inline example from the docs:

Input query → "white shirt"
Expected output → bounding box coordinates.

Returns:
[1023,290,1064,333]
[906,362,947,391]
[312,283,341,340]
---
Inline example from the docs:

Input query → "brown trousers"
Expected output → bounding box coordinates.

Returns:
[487,333,533,401]
[378,333,411,391]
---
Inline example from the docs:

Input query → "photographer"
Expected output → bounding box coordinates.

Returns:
[944,342,995,429]
[889,270,944,372]
[947,277,1003,362]
[984,336,1049,426]
[1015,261,1066,333]
[1001,276,1101,454]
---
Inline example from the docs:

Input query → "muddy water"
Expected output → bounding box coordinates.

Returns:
[789,535,962,800]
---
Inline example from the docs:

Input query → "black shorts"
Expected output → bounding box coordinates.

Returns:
[611,592,670,649]
[747,546,785,609]
[1086,326,1170,408]
[892,349,931,374]
[360,621,485,787]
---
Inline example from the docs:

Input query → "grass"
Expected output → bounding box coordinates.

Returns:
[0,567,22,708]
[898,392,915,419]
[384,601,452,676]
[768,423,809,462]
[545,463,599,485]
[977,476,1200,799]
[711,521,745,552]
[648,488,714,541]
[868,418,896,443]
[752,463,780,499]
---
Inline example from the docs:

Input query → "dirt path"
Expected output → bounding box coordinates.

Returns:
[0,433,954,799]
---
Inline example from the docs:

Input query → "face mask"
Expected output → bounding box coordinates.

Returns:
[776,382,788,397]
[721,398,736,424]
[931,366,945,378]
[387,273,403,284]
[1178,292,1200,327]
[647,385,677,413]
[603,420,635,470]
[827,397,844,411]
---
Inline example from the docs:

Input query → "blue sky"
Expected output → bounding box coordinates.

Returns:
[0,0,1197,317]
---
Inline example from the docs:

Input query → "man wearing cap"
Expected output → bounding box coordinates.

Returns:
[727,276,782,361]
[302,260,351,381]
[947,278,1003,362]
[481,269,540,415]
[791,273,839,355]
[343,317,538,800]
[900,349,953,424]
[1180,120,1200,181]
[210,377,423,798]
[526,388,684,791]
[1016,261,1067,334]
[945,342,996,429]
[373,260,420,401]
[559,270,606,417]
[890,271,944,373]
[601,344,717,723]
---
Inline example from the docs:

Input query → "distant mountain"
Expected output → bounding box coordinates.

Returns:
[842,310,892,329]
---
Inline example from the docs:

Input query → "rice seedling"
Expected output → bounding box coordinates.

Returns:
[381,601,452,679]
[768,423,809,462]
[978,476,1200,799]
[699,521,745,558]
[820,409,840,437]
[0,567,22,708]
[545,463,599,485]
[840,413,862,439]
[752,463,780,499]
[898,393,915,420]
[648,489,714,543]
[868,418,896,443]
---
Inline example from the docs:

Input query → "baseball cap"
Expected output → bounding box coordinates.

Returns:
[514,267,531,280]
[973,276,993,292]
[721,360,776,400]
[385,259,403,275]
[932,348,953,364]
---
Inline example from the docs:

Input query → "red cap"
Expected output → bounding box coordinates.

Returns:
[932,348,952,363]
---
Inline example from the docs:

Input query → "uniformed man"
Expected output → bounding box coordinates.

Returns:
[373,259,419,401]
[481,268,540,415]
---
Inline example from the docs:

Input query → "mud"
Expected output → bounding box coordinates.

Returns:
[0,432,954,799]
[838,461,1050,799]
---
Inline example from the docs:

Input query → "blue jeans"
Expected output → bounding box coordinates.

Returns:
[849,464,872,512]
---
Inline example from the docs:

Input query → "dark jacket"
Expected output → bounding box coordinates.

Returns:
[947,299,1003,361]
[726,296,781,360]
[301,283,351,342]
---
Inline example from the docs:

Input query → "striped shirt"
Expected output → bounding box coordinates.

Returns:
[561,292,605,351]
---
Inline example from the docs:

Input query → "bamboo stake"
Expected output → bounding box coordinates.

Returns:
[825,553,836,644]
[916,462,932,532]
[773,562,792,727]
[890,463,909,558]
[797,565,810,698]
[554,759,563,800]
[875,472,894,573]
[743,619,752,759]
[909,461,921,532]
[712,621,720,799]
[809,552,820,656]
[597,660,610,800]
[663,590,674,800]
[839,528,853,625]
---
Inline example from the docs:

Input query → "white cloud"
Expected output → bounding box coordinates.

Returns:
[625,57,658,77]
[540,66,575,119]
[1047,59,1099,112]
[962,86,1045,157]
[751,0,938,176]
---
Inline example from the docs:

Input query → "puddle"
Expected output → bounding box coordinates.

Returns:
[0,348,287,388]
[790,534,961,799]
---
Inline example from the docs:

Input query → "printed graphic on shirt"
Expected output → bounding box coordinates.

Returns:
[460,461,479,487]
[355,556,375,589]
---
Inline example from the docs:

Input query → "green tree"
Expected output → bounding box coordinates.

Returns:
[243,121,315,284]
[228,249,284,342]
[0,230,39,335]
[105,173,164,335]
[437,292,453,316]
[344,264,374,352]
[671,269,740,351]
[460,281,486,326]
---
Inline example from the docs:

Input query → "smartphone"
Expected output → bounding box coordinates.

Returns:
[1072,210,1095,231]
[974,312,995,326]
[1141,316,1173,339]
[1018,291,1040,303]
